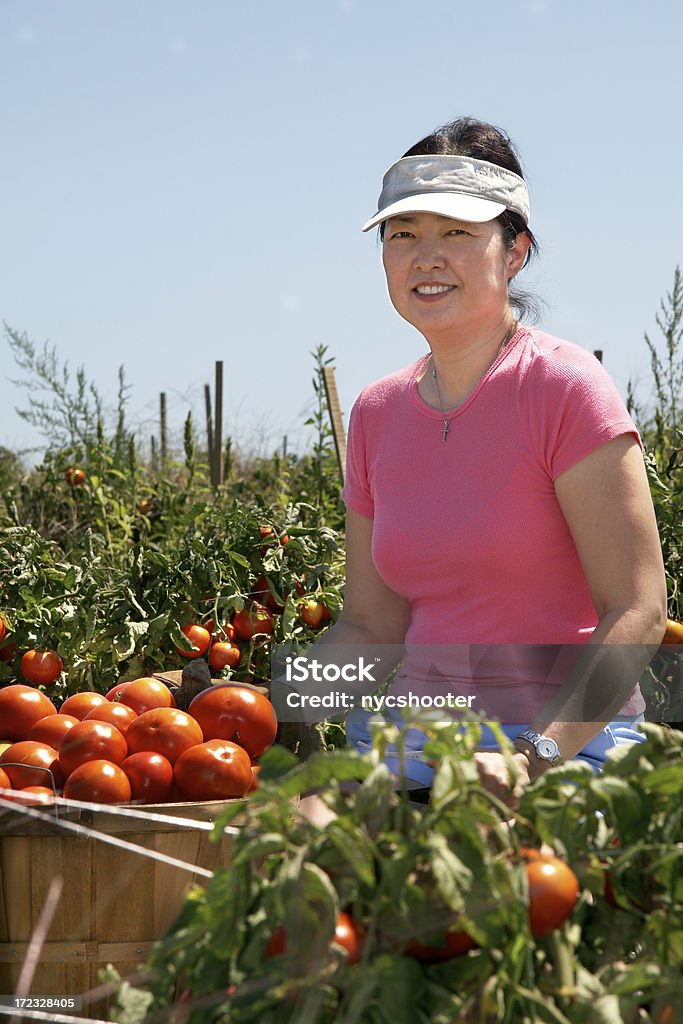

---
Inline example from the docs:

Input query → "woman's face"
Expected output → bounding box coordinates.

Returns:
[381,211,530,340]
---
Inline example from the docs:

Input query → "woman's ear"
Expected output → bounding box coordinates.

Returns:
[506,231,532,279]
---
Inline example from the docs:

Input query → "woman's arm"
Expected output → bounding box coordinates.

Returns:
[514,433,667,772]
[477,434,667,795]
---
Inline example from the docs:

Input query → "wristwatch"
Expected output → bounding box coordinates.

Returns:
[514,729,562,766]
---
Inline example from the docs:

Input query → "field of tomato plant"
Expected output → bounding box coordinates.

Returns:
[0,276,682,1023]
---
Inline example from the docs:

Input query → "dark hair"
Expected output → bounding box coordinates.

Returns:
[381,116,543,323]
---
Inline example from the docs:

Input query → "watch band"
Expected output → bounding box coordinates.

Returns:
[514,729,562,766]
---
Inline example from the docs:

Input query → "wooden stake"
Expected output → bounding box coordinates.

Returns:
[214,361,224,489]
[321,366,346,485]
[159,393,168,466]
[204,384,214,489]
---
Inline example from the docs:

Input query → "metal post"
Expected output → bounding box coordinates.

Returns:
[204,384,214,489]
[214,362,224,489]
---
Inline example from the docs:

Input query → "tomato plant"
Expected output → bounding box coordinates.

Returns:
[20,649,63,685]
[187,684,278,759]
[0,684,57,740]
[63,759,131,803]
[173,739,252,800]
[122,752,174,803]
[126,707,203,763]
[58,720,128,776]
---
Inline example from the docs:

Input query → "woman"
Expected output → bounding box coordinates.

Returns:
[310,117,667,806]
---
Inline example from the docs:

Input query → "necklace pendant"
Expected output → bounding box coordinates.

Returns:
[441,419,450,442]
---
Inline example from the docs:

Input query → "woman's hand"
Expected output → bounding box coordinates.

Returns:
[473,750,531,808]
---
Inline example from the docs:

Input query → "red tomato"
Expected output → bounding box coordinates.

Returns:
[3,786,56,805]
[251,576,285,614]
[176,624,211,659]
[0,741,64,789]
[0,640,18,662]
[299,600,325,629]
[20,649,63,686]
[259,526,289,554]
[187,684,278,759]
[58,720,128,777]
[105,681,133,702]
[662,619,683,644]
[203,619,236,642]
[126,707,203,763]
[0,766,11,791]
[246,765,260,793]
[82,701,138,735]
[59,692,109,721]
[118,677,176,714]
[232,604,273,641]
[63,760,131,803]
[525,855,580,937]
[28,714,79,749]
[208,641,241,671]
[65,467,86,486]
[122,752,174,803]
[0,684,57,741]
[173,739,252,800]
[266,913,365,964]
[404,928,477,961]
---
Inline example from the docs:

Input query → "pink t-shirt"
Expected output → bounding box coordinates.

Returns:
[342,326,645,720]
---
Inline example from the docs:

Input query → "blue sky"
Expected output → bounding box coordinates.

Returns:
[2,0,682,461]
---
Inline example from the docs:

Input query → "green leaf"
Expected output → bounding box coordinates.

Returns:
[228,549,251,569]
[591,776,644,831]
[257,743,299,781]
[426,833,473,912]
[323,819,377,887]
[640,762,683,795]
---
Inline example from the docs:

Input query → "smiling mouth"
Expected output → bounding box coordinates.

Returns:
[414,284,455,296]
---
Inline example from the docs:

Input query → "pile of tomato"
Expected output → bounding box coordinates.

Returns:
[0,678,277,806]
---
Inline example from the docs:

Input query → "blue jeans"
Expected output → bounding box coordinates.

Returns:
[345,708,646,789]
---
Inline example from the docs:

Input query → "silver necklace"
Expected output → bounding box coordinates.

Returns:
[431,321,517,442]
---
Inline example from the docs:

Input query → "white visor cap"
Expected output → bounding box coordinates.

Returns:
[362,154,530,232]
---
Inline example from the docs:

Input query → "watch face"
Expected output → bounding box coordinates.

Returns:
[537,739,559,759]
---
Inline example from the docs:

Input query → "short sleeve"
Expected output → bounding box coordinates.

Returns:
[537,355,642,481]
[341,393,374,517]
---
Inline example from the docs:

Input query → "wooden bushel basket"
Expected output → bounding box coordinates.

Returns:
[0,796,238,1014]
